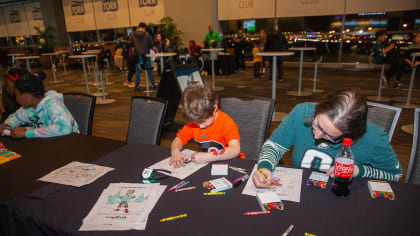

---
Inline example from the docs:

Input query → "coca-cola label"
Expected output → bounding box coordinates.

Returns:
[334,157,354,178]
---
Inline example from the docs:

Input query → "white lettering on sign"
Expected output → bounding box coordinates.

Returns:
[71,0,86,16]
[9,10,20,23]
[139,0,157,8]
[102,0,118,12]
[32,7,42,21]
[301,0,319,4]
[239,0,254,8]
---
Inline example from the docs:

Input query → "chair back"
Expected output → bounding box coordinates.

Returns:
[405,108,420,184]
[127,96,167,145]
[367,102,401,142]
[219,96,274,160]
[63,93,96,135]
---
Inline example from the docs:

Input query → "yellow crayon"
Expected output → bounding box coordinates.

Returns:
[175,186,197,192]
[259,168,272,189]
[203,192,226,195]
[160,213,188,222]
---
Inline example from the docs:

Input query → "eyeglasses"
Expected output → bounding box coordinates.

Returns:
[311,116,343,144]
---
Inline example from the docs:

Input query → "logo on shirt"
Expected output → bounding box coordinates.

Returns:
[139,0,157,8]
[201,135,206,139]
[194,140,224,153]
[29,115,44,128]
[102,0,118,12]
[71,0,86,16]
[317,142,330,149]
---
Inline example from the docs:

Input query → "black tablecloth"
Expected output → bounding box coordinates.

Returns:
[0,134,125,202]
[2,143,420,236]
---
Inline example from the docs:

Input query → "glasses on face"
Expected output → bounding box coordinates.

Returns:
[311,116,343,144]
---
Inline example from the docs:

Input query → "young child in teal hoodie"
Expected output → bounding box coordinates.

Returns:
[0,69,79,138]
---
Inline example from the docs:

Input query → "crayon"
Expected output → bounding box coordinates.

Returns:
[175,186,197,192]
[168,180,186,192]
[203,192,226,196]
[175,180,190,190]
[160,213,187,222]
[243,210,270,216]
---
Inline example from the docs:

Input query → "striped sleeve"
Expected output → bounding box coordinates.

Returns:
[358,164,401,182]
[257,140,289,172]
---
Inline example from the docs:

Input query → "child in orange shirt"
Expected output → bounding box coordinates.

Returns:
[170,84,244,168]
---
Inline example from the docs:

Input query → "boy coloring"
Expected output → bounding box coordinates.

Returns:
[170,85,244,167]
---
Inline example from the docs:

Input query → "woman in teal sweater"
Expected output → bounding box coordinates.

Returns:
[253,90,401,188]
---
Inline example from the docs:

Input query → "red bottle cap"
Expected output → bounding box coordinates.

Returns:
[343,138,352,146]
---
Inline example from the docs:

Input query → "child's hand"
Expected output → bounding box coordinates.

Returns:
[11,127,26,138]
[0,123,11,136]
[191,152,211,164]
[169,152,186,168]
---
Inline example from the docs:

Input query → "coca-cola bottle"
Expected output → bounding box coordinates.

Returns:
[332,138,354,196]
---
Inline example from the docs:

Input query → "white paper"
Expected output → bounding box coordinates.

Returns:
[80,183,166,231]
[211,164,228,175]
[242,164,303,203]
[308,171,329,182]
[257,191,281,205]
[38,162,114,187]
[368,181,393,192]
[148,149,208,179]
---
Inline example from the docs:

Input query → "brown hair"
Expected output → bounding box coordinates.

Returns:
[181,84,217,123]
[314,90,367,140]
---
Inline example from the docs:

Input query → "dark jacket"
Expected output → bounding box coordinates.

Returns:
[264,31,288,52]
[130,29,154,55]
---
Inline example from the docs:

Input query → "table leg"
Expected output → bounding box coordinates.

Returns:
[26,59,31,72]
[406,67,417,107]
[96,70,115,104]
[145,65,150,97]
[81,58,90,94]
[298,50,303,96]
[62,54,67,74]
[211,52,215,90]
[160,57,164,75]
[272,56,277,100]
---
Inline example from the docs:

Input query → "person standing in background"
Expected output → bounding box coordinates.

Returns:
[204,25,220,48]
[234,30,246,72]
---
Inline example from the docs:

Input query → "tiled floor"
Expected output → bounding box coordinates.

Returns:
[42,63,420,179]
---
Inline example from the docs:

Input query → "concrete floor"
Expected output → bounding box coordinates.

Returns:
[42,63,420,180]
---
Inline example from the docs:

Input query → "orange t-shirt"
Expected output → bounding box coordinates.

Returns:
[177,110,245,159]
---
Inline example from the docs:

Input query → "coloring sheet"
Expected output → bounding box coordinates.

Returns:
[148,149,208,179]
[80,183,166,231]
[38,161,114,187]
[242,164,303,203]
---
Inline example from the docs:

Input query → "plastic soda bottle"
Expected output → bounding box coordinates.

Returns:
[332,138,354,196]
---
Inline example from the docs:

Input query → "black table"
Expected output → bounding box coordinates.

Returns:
[1,143,419,235]
[218,53,236,75]
[0,134,125,202]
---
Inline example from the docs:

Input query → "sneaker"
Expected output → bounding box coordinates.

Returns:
[128,82,135,88]
[394,82,401,89]
[123,80,129,86]
[382,76,389,86]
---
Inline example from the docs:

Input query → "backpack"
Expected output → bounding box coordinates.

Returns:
[128,46,138,62]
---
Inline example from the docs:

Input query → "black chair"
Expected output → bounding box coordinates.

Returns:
[63,93,96,135]
[219,96,274,160]
[405,108,420,184]
[126,96,168,145]
[367,102,402,142]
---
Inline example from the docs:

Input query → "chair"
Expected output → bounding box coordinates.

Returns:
[405,108,420,184]
[63,93,96,135]
[367,102,402,142]
[126,96,167,145]
[366,51,390,102]
[219,96,274,160]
